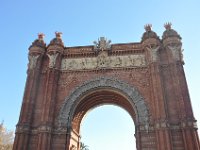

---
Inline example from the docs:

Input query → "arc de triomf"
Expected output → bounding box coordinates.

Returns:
[13,24,200,150]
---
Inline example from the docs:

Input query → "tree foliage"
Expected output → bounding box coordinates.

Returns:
[80,142,89,150]
[0,121,14,150]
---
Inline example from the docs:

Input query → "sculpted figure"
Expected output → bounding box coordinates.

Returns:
[168,44,182,61]
[128,56,135,66]
[97,52,110,68]
[94,37,111,51]
[81,58,88,69]
[140,56,146,66]
[68,60,78,69]
[114,57,122,66]
[146,46,160,62]
[28,55,40,69]
[47,53,59,68]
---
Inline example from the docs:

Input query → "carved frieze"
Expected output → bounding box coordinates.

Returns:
[61,54,146,71]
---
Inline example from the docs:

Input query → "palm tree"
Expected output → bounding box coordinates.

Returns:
[80,142,89,150]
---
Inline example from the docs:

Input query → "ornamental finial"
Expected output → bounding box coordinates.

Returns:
[38,33,45,41]
[164,22,172,30]
[55,32,62,39]
[93,37,111,51]
[144,24,152,32]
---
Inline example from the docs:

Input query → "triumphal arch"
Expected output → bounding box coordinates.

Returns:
[13,24,200,150]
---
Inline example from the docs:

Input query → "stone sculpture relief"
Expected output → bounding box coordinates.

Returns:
[146,46,160,62]
[168,44,182,61]
[47,53,59,68]
[93,37,111,51]
[28,55,40,69]
[114,56,122,66]
[61,54,146,71]
[97,51,110,68]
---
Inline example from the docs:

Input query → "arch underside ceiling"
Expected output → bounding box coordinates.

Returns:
[72,89,136,132]
[57,77,150,132]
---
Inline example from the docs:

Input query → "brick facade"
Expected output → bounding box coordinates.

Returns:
[13,24,200,150]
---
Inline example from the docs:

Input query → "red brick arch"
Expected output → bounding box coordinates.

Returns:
[58,77,150,128]
[57,77,150,149]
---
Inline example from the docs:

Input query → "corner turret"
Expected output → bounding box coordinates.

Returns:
[162,22,181,40]
[142,24,161,63]
[142,24,160,42]
[28,33,46,70]
[29,33,46,55]
[47,32,64,68]
[48,32,64,47]
[162,23,183,63]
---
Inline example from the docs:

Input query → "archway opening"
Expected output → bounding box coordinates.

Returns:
[71,89,137,133]
[59,77,150,150]
[68,89,139,150]
[80,105,136,150]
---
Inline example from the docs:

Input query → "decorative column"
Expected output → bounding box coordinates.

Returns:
[141,24,171,150]
[162,23,200,150]
[13,34,46,150]
[36,32,64,150]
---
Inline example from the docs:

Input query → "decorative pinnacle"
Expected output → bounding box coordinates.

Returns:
[55,32,62,39]
[164,22,172,30]
[144,24,152,32]
[38,33,45,41]
[93,37,111,50]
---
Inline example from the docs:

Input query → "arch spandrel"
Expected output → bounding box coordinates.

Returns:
[57,77,150,130]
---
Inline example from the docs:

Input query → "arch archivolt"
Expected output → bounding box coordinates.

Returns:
[57,77,150,132]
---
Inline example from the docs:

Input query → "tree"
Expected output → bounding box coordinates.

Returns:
[80,142,89,150]
[0,121,14,150]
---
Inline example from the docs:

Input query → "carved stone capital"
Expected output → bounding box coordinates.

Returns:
[47,52,59,68]
[146,45,160,62]
[167,44,182,61]
[28,54,40,70]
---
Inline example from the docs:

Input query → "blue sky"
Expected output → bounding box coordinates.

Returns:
[0,0,200,149]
